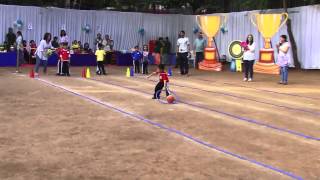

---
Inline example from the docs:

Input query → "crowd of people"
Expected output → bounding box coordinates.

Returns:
[1,27,291,84]
[1,29,104,66]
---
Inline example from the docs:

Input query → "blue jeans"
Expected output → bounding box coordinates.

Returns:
[34,55,48,73]
[280,66,288,83]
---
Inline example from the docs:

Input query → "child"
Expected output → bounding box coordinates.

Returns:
[142,45,149,74]
[22,40,29,64]
[95,43,106,75]
[58,42,71,76]
[148,64,169,99]
[131,45,143,74]
[71,40,80,53]
[29,40,37,64]
[276,35,291,85]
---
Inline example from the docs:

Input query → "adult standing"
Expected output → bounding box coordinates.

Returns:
[162,37,171,65]
[51,36,60,49]
[154,37,163,65]
[102,34,114,64]
[276,35,291,85]
[176,31,190,75]
[165,37,171,65]
[159,37,166,65]
[59,30,69,45]
[193,32,206,69]
[34,33,53,76]
[94,33,103,51]
[16,31,24,67]
[5,27,16,51]
[242,34,255,82]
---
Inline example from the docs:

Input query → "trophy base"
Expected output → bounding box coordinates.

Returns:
[199,60,222,71]
[254,62,279,75]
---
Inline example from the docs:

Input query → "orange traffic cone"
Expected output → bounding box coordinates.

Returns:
[29,68,35,78]
[82,67,86,78]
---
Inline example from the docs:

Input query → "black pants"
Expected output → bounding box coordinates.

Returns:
[175,55,180,68]
[142,61,148,74]
[195,52,204,69]
[62,61,70,75]
[178,52,189,75]
[154,81,169,99]
[243,60,254,79]
[134,60,140,73]
[97,61,106,75]
[105,52,112,64]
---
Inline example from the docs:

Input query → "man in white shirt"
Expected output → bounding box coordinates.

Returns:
[176,31,190,75]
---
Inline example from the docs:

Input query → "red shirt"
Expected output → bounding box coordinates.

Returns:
[58,48,70,61]
[159,72,169,83]
[30,44,37,55]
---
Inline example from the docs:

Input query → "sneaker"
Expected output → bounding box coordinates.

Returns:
[152,97,156,99]
[278,81,284,84]
[248,78,252,82]
[243,78,248,82]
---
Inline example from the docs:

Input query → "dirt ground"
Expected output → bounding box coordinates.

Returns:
[0,65,319,180]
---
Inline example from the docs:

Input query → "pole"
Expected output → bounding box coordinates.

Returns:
[213,37,220,62]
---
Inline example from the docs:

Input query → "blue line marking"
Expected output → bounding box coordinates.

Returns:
[36,78,303,180]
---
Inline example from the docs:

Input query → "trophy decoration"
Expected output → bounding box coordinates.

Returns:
[229,40,244,72]
[196,15,227,71]
[250,13,288,74]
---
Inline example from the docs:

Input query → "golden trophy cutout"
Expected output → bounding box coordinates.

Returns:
[250,13,288,74]
[196,15,227,71]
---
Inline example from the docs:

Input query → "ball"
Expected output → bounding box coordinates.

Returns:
[166,95,175,104]
[46,49,53,57]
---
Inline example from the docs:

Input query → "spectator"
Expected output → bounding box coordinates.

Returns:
[5,27,16,51]
[94,33,103,50]
[193,32,206,69]
[102,34,114,64]
[83,42,93,54]
[59,30,69,45]
[176,30,190,75]
[163,37,171,65]
[71,40,80,53]
[154,37,163,65]
[52,36,60,48]
[78,41,83,50]
[22,40,29,64]
[16,31,24,65]
[28,40,37,64]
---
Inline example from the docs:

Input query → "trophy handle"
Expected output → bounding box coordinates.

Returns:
[222,14,228,25]
[250,13,258,28]
[279,13,289,29]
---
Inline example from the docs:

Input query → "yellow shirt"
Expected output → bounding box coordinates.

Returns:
[95,50,105,61]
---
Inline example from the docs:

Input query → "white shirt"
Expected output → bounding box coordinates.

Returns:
[177,37,190,53]
[102,39,113,51]
[243,42,255,61]
[35,40,52,60]
[16,35,23,49]
[279,42,290,56]
[59,35,69,44]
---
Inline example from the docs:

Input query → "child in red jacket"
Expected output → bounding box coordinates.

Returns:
[148,64,169,99]
[58,42,71,76]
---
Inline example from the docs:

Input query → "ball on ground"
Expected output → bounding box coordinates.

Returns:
[166,95,175,104]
